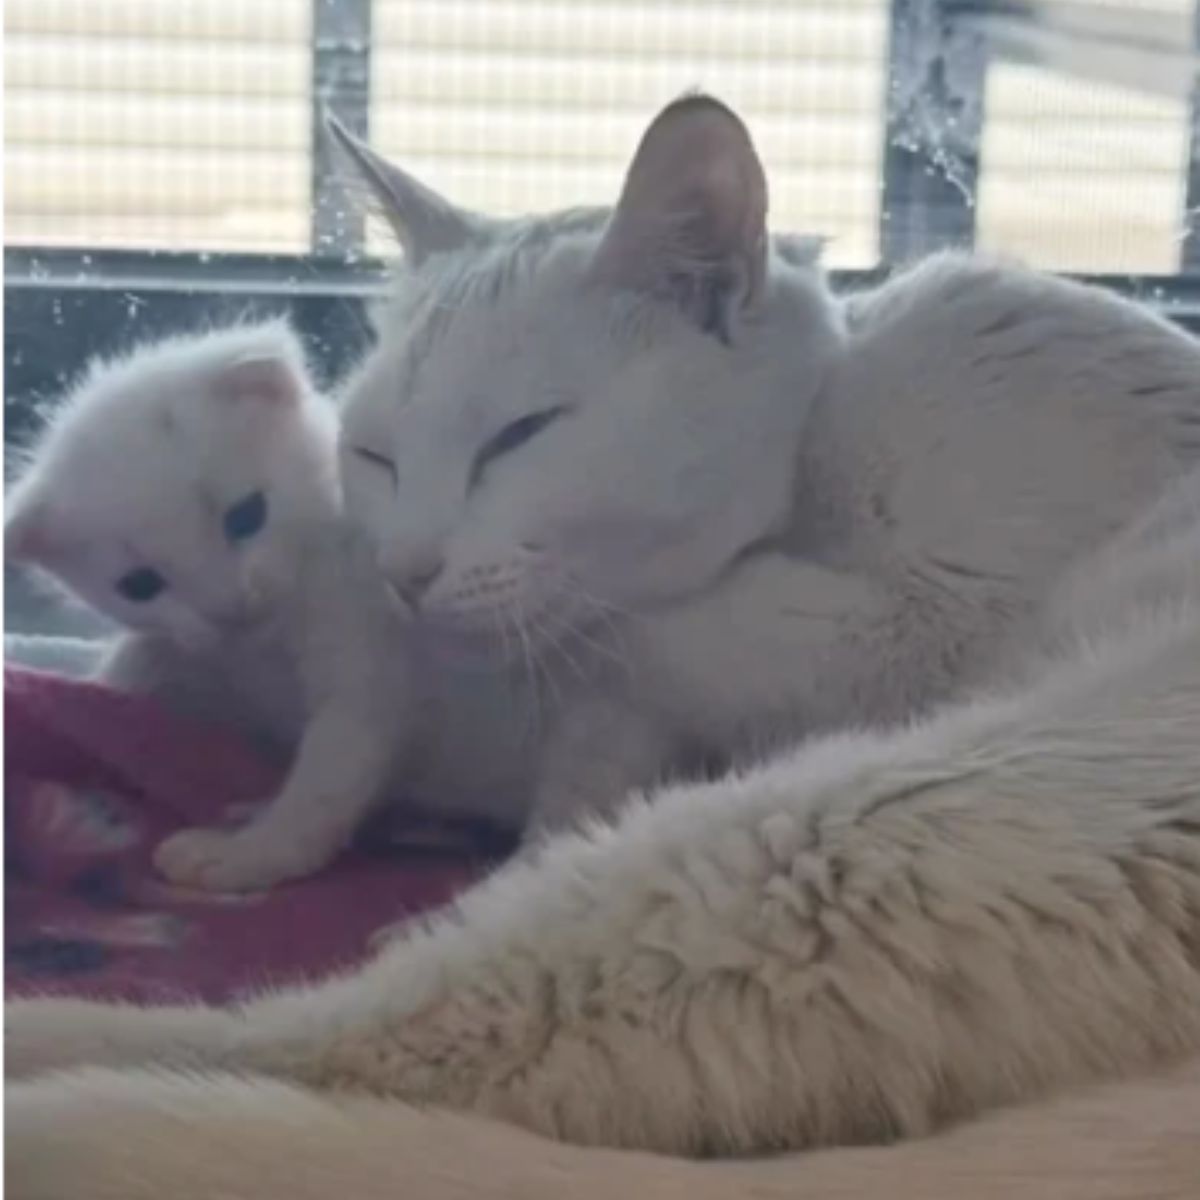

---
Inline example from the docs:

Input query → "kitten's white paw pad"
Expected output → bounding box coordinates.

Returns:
[154,827,306,892]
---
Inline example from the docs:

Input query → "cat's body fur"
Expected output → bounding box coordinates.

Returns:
[533,254,1200,829]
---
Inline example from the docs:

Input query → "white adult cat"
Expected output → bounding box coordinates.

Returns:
[331,94,1200,835]
[3,323,520,891]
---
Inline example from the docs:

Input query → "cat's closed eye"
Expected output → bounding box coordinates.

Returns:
[115,566,167,604]
[224,490,268,542]
[469,408,565,491]
[353,447,398,483]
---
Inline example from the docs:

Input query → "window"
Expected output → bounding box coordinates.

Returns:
[7,0,1198,277]
[6,1,1199,639]
[366,1,889,267]
[6,0,312,252]
[973,0,1196,273]
[978,65,1190,272]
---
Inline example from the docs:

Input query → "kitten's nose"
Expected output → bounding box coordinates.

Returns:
[391,557,445,609]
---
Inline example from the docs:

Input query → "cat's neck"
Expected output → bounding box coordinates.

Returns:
[705,258,853,561]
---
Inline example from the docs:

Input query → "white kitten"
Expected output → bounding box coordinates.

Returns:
[5,322,422,891]
[332,96,1200,836]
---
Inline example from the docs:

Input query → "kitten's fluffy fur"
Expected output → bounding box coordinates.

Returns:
[4,323,423,890]
[335,98,1200,836]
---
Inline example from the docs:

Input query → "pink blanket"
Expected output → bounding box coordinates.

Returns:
[5,666,507,1003]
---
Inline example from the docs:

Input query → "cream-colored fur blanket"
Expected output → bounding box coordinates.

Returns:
[7,1059,1199,1198]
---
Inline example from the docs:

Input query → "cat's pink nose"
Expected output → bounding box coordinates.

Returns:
[392,557,445,609]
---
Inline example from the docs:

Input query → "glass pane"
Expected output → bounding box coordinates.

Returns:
[368,0,889,268]
[5,0,312,253]
[975,0,1194,272]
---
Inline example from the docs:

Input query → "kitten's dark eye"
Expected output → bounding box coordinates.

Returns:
[223,490,268,542]
[470,408,564,490]
[115,566,166,604]
[353,447,397,482]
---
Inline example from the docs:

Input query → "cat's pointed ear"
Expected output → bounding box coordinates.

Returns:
[589,94,769,340]
[326,115,481,263]
[220,355,300,407]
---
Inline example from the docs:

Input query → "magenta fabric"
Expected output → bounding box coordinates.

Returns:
[5,666,503,1003]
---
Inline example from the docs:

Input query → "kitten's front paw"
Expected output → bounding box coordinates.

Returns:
[154,826,319,892]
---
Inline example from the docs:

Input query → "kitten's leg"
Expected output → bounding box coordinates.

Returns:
[154,703,398,891]
[10,613,1200,1153]
[9,1059,1200,1200]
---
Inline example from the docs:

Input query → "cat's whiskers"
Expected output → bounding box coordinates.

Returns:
[505,596,548,736]
[525,605,592,688]
[562,578,643,629]
[487,601,517,674]
[555,607,630,678]
[506,605,538,729]
[547,577,635,676]
[513,596,565,713]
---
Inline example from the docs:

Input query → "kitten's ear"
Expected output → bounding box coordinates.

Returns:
[326,115,482,263]
[5,493,51,562]
[589,94,769,340]
[775,233,826,269]
[220,355,299,407]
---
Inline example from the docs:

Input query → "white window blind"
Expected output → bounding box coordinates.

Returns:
[367,0,889,267]
[5,0,312,252]
[4,0,1198,273]
[975,0,1193,273]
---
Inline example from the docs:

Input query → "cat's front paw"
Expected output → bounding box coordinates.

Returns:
[153,826,319,892]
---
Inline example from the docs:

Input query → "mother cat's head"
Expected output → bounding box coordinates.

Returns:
[336,95,843,642]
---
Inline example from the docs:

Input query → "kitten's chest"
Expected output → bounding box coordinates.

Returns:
[214,631,309,746]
